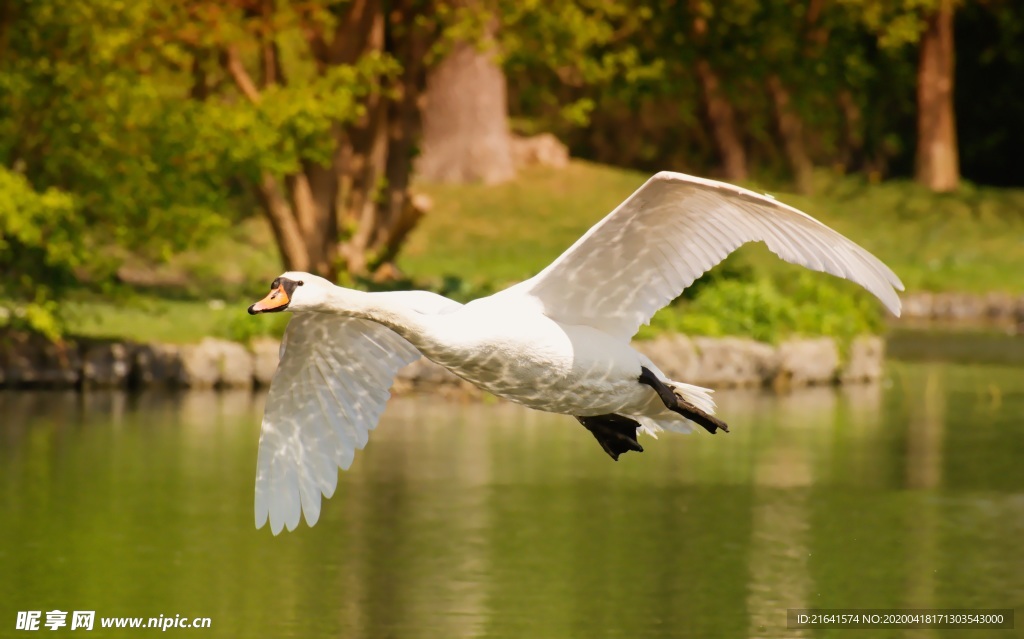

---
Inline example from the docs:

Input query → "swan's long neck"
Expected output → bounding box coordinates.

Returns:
[314,287,436,346]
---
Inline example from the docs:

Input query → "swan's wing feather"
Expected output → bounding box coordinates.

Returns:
[255,313,420,534]
[508,171,903,339]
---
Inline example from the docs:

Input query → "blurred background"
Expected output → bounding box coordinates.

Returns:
[2,0,1023,637]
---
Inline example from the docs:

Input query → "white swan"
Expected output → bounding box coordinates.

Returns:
[248,171,903,534]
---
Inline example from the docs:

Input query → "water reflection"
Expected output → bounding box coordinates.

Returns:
[1,360,1022,639]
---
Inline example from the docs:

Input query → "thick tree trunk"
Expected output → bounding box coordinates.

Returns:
[767,75,814,194]
[915,0,959,192]
[695,59,747,182]
[416,23,515,185]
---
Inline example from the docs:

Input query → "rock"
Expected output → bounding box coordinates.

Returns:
[635,334,699,380]
[691,337,777,387]
[175,338,255,389]
[900,291,1024,325]
[775,338,839,387]
[0,327,887,393]
[81,342,132,388]
[0,334,80,387]
[215,339,255,388]
[984,292,1016,321]
[901,292,934,319]
[510,133,569,169]
[840,336,885,383]
[131,343,181,387]
[1015,296,1024,324]
[176,340,222,388]
[932,292,985,321]
[250,338,281,387]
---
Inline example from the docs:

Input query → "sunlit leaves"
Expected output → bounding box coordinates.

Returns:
[186,53,398,178]
[0,168,88,337]
[837,0,938,50]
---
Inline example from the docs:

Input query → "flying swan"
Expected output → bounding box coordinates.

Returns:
[248,171,903,534]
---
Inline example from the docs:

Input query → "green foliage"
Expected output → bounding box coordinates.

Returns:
[0,0,404,338]
[506,0,1000,184]
[186,54,399,179]
[408,161,1024,341]
[2,1,230,254]
[61,161,1024,345]
[223,308,290,344]
[0,168,87,338]
[637,275,884,344]
[1,0,236,338]
[4,0,1023,344]
[501,0,662,128]
[837,0,934,50]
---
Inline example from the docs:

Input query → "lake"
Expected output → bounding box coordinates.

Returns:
[1,356,1022,638]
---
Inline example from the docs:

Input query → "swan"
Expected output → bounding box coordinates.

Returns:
[248,171,903,534]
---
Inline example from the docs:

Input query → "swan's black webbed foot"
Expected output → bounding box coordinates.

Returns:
[576,414,644,461]
[638,366,730,435]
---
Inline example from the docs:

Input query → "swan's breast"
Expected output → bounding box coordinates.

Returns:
[419,306,644,414]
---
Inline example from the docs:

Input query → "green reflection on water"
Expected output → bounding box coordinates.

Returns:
[1,361,1022,639]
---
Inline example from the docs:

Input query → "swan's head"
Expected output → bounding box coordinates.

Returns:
[247,271,331,314]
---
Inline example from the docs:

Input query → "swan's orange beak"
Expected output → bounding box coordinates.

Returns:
[248,285,289,314]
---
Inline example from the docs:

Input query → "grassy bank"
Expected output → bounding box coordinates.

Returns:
[61,161,1024,344]
[407,161,1024,295]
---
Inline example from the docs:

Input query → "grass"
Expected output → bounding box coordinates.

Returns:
[64,296,287,344]
[59,160,1024,344]
[408,161,1024,295]
[66,299,239,344]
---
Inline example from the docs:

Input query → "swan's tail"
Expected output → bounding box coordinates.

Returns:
[668,380,717,414]
[635,380,719,437]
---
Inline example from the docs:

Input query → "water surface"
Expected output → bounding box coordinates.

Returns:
[2,360,1022,638]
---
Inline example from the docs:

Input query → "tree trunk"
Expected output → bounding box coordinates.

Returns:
[223,0,433,281]
[915,0,959,192]
[695,59,747,182]
[767,75,814,194]
[338,2,432,278]
[416,21,515,185]
[837,89,864,173]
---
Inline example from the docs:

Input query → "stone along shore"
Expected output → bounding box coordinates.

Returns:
[0,333,884,393]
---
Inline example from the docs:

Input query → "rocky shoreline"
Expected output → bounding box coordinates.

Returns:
[0,332,884,393]
[900,291,1024,324]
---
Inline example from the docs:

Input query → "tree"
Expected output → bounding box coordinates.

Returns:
[161,0,437,279]
[0,168,82,338]
[839,0,962,190]
[694,59,747,182]
[690,3,747,181]
[167,0,647,277]
[1,0,227,335]
[915,0,960,191]
[417,8,515,185]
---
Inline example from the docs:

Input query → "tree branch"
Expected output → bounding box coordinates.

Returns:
[328,0,384,64]
[256,173,309,272]
[189,50,209,101]
[258,0,285,87]
[261,40,286,87]
[300,18,329,71]
[221,45,261,103]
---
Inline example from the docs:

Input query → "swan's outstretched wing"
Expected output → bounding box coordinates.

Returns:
[255,316,417,535]
[506,171,903,340]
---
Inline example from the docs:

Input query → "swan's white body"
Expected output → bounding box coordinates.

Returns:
[252,171,904,534]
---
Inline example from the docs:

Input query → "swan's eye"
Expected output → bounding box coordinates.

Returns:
[298,281,304,286]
